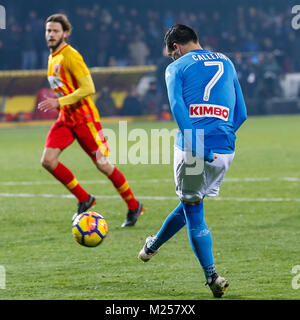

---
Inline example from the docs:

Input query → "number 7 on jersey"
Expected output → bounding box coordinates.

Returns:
[203,61,224,102]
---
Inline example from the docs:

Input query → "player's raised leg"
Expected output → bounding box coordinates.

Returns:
[138,202,186,261]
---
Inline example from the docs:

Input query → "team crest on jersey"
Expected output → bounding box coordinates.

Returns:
[53,64,61,76]
[48,76,63,89]
[189,104,230,121]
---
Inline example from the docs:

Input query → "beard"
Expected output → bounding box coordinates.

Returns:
[47,35,65,52]
[172,48,183,61]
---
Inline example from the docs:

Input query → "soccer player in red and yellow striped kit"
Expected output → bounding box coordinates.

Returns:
[38,14,144,227]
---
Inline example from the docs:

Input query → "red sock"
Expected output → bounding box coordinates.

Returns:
[108,167,139,210]
[51,162,90,203]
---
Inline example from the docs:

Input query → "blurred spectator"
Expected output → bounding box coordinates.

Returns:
[163,11,175,29]
[112,33,129,67]
[96,87,118,117]
[96,24,110,66]
[241,32,260,52]
[27,11,40,35]
[0,112,5,122]
[79,21,97,67]
[0,1,297,74]
[287,32,300,72]
[0,40,5,70]
[6,24,22,70]
[160,104,172,121]
[120,86,144,116]
[0,0,298,118]
[22,24,38,70]
[156,46,170,111]
[128,34,150,66]
[141,81,161,116]
[13,112,33,122]
[146,20,161,62]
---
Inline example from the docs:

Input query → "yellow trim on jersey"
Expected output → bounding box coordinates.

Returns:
[87,122,110,157]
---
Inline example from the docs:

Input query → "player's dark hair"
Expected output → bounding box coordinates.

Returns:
[164,24,198,51]
[46,13,72,35]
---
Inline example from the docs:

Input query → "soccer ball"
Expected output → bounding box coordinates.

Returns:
[72,211,108,247]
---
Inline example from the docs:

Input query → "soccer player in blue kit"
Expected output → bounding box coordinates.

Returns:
[138,24,247,298]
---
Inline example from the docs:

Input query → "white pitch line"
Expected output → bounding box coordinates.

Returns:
[0,180,108,186]
[0,179,173,186]
[280,177,300,182]
[224,177,271,182]
[1,192,300,202]
[212,197,300,202]
[0,177,299,186]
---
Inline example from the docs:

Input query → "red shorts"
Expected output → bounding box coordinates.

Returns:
[45,120,110,161]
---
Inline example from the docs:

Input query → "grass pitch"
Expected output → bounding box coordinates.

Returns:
[0,115,300,300]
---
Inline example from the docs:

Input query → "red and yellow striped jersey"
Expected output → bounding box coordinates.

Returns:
[47,44,100,126]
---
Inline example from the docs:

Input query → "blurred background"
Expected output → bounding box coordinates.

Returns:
[0,0,300,122]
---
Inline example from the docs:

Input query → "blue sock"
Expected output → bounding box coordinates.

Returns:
[203,265,217,284]
[148,202,186,252]
[182,201,217,281]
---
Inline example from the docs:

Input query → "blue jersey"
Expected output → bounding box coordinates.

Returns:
[165,49,247,161]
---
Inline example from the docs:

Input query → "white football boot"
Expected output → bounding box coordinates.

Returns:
[206,275,229,298]
[138,235,159,262]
